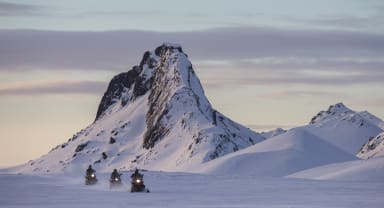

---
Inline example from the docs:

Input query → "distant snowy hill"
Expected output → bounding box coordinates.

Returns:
[358,132,384,159]
[189,103,383,177]
[194,127,356,176]
[305,103,383,154]
[260,128,286,139]
[16,43,264,174]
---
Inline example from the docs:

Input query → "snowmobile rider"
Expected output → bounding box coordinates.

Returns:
[130,168,149,192]
[86,165,95,176]
[131,169,142,179]
[110,169,121,179]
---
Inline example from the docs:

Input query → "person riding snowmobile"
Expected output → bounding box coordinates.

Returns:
[85,165,97,185]
[109,169,122,188]
[111,169,120,179]
[130,169,149,192]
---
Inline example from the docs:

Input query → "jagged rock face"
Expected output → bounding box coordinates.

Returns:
[95,68,141,120]
[95,49,160,121]
[143,45,185,149]
[143,44,211,149]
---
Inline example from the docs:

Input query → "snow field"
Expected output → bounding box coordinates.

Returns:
[1,171,384,208]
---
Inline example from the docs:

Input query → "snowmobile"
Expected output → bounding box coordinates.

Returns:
[130,174,149,192]
[109,174,122,188]
[85,172,98,185]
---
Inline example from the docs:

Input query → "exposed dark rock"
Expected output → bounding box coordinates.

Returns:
[209,134,240,160]
[212,110,217,125]
[75,142,89,152]
[143,124,170,149]
[139,51,151,68]
[155,44,183,56]
[95,47,164,121]
[102,152,108,160]
[95,67,142,121]
[132,75,153,99]
[142,44,186,149]
[109,137,116,144]
[248,137,255,144]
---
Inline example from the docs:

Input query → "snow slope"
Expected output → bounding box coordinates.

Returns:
[194,127,356,176]
[359,111,384,130]
[289,156,384,181]
[14,43,264,174]
[1,172,384,208]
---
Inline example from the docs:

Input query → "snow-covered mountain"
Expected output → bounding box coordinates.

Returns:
[357,132,384,159]
[17,43,264,174]
[189,103,383,177]
[305,102,383,154]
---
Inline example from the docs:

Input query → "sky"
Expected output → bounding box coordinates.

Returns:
[0,0,383,166]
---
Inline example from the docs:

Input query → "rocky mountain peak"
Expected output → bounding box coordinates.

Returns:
[141,43,212,149]
[95,43,189,121]
[328,102,350,114]
[310,102,352,124]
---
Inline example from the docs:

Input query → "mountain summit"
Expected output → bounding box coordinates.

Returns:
[309,102,352,124]
[20,43,264,173]
[306,102,383,154]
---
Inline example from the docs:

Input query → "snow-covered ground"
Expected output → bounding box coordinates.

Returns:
[1,171,384,208]
[289,156,384,181]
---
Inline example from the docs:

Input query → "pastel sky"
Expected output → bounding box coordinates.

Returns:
[1,0,383,166]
